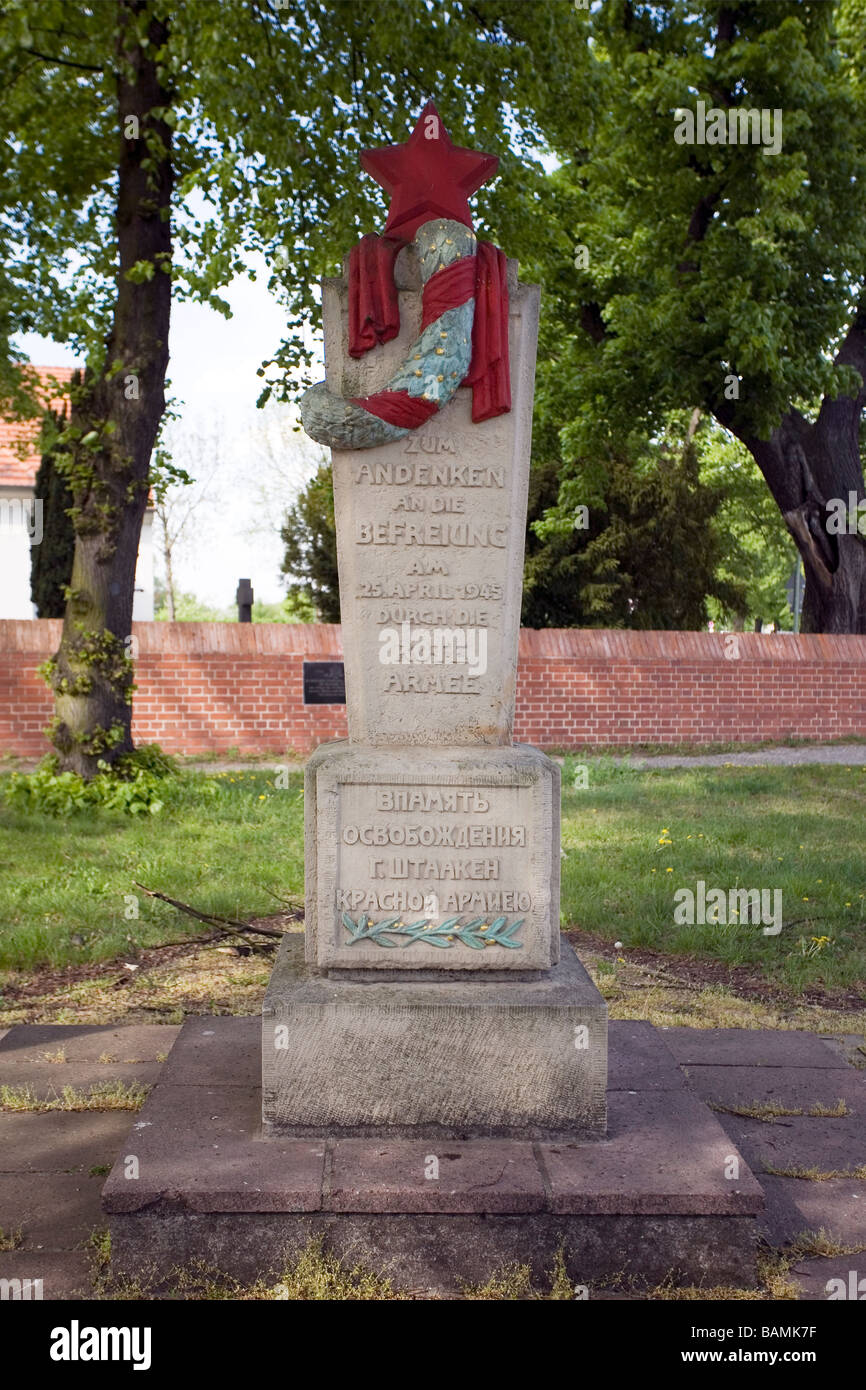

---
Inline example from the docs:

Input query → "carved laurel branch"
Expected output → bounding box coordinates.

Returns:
[342,912,525,950]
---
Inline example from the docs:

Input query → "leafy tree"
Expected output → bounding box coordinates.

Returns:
[523,413,742,628]
[699,426,797,630]
[154,589,228,622]
[0,0,582,775]
[281,462,340,622]
[153,588,314,621]
[520,0,866,633]
[272,592,316,623]
[30,402,75,619]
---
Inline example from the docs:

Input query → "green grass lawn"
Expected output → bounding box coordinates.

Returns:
[560,757,866,996]
[0,760,864,999]
[0,768,305,972]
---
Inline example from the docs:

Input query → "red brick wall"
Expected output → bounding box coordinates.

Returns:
[2,621,866,757]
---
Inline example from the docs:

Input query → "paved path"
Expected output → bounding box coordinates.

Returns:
[0,1024,179,1299]
[7,746,866,777]
[185,745,866,772]
[620,744,866,769]
[197,746,866,773]
[1,1022,864,1299]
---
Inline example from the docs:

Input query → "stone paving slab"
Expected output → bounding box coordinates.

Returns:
[328,1139,547,1214]
[712,1111,866,1176]
[157,1015,260,1087]
[817,1034,866,1069]
[540,1091,763,1216]
[0,1173,106,1249]
[789,1254,866,1301]
[683,1065,866,1114]
[607,1021,682,1091]
[102,1083,325,1215]
[0,1061,161,1100]
[0,1250,93,1299]
[661,1028,847,1068]
[758,1175,866,1246]
[0,1112,134,1174]
[0,1023,180,1063]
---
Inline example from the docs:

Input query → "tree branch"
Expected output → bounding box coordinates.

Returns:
[21,46,103,73]
[831,298,866,414]
[580,301,607,344]
[133,882,292,938]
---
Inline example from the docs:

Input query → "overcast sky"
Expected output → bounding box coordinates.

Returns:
[16,261,321,608]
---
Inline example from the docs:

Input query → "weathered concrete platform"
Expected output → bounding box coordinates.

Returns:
[2,1019,863,1297]
[103,1016,764,1292]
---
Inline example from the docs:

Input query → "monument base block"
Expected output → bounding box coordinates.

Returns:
[102,1015,764,1294]
[262,936,607,1138]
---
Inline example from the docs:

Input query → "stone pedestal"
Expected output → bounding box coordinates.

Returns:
[274,736,607,1137]
[263,935,607,1138]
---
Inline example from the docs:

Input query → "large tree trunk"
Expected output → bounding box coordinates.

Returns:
[738,409,866,634]
[716,310,866,634]
[48,2,172,776]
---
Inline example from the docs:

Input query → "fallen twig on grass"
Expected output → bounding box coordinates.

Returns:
[257,883,305,915]
[133,883,291,939]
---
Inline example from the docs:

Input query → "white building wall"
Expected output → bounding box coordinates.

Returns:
[0,488,154,621]
[133,509,155,621]
[0,488,39,618]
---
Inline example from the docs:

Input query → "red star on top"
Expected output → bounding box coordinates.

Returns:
[360,100,498,241]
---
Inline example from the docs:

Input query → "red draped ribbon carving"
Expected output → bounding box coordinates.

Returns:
[347,234,511,425]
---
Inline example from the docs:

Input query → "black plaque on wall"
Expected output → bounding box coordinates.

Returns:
[303,660,346,705]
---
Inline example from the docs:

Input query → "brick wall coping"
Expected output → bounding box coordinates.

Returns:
[3,619,866,664]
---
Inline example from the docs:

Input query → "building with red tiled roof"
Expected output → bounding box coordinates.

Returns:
[0,366,76,487]
[0,365,153,620]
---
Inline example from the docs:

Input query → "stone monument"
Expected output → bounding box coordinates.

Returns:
[103,107,763,1292]
[262,102,608,1137]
